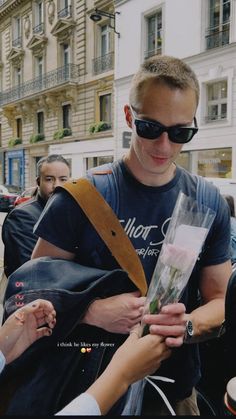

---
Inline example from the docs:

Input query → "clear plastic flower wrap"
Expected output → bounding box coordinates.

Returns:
[123,191,216,416]
[141,191,216,336]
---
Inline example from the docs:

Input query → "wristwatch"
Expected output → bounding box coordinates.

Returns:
[184,319,194,343]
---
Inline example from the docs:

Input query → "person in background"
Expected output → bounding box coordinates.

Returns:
[2,154,70,278]
[223,195,236,265]
[0,299,56,371]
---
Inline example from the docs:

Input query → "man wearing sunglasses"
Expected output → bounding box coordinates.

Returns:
[31,55,231,416]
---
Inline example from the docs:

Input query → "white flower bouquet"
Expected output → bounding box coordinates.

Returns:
[141,191,216,336]
[124,191,217,416]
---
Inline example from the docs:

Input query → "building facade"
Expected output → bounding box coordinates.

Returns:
[0,0,115,187]
[114,0,236,195]
[1,0,236,194]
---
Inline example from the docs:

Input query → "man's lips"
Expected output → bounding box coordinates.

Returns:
[151,155,169,163]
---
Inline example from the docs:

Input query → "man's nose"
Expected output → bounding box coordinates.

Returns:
[52,179,61,189]
[154,131,172,145]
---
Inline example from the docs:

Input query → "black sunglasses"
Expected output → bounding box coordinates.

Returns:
[130,106,198,144]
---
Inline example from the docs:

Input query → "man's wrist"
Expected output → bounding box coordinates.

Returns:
[80,299,101,327]
[183,319,194,344]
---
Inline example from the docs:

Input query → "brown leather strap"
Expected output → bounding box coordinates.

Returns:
[62,178,147,296]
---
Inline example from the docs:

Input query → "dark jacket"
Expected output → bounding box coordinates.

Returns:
[1,192,46,277]
[0,257,136,415]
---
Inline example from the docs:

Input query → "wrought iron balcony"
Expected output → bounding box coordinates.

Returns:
[58,5,72,18]
[92,52,114,75]
[12,36,22,47]
[205,25,230,49]
[0,64,79,106]
[205,113,227,123]
[33,22,44,34]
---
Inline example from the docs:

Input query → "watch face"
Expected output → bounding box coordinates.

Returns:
[186,320,194,337]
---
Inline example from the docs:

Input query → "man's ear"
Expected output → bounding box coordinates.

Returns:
[36,177,40,186]
[124,105,132,129]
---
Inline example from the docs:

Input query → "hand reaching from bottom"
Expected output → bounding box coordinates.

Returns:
[0,299,56,364]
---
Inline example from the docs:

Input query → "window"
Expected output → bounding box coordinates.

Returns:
[15,67,21,86]
[37,112,44,134]
[15,118,22,139]
[206,0,231,49]
[85,155,113,171]
[34,1,44,33]
[62,104,71,129]
[99,94,111,126]
[61,44,70,78]
[206,80,227,122]
[145,10,162,59]
[176,148,232,178]
[62,44,70,66]
[12,16,21,47]
[101,25,112,56]
[93,25,114,75]
[58,0,71,18]
[36,56,43,78]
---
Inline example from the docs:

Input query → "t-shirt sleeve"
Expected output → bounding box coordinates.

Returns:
[200,192,231,266]
[34,190,85,253]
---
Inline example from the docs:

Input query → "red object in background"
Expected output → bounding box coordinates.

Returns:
[14,187,37,207]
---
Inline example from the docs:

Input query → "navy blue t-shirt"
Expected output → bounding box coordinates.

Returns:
[34,160,231,399]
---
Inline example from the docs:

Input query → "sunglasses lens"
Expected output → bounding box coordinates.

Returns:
[169,127,198,144]
[135,120,162,140]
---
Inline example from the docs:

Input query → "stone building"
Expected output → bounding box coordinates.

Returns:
[0,0,115,187]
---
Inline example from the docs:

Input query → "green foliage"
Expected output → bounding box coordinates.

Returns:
[88,123,96,134]
[53,128,72,140]
[30,133,45,144]
[8,138,22,147]
[88,121,111,134]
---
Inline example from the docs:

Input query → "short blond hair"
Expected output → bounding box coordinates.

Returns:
[129,55,199,111]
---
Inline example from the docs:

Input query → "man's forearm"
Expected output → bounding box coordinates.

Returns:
[185,298,225,343]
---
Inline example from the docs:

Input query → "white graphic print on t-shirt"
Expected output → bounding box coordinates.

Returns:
[120,216,171,260]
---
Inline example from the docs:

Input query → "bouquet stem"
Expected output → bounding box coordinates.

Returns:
[142,299,160,336]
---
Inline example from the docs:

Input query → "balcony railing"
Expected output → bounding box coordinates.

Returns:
[58,5,72,18]
[12,36,22,47]
[0,64,79,106]
[205,25,230,49]
[205,113,227,123]
[92,52,114,75]
[33,22,44,34]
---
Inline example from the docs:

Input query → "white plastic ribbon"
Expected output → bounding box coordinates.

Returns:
[145,375,176,416]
